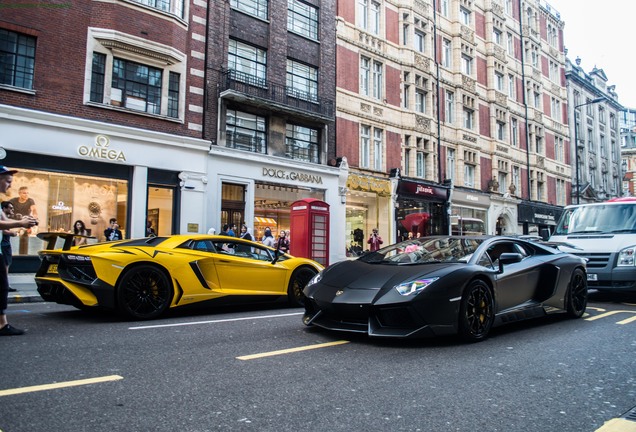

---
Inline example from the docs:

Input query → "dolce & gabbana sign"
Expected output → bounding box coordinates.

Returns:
[78,135,126,162]
[262,167,323,184]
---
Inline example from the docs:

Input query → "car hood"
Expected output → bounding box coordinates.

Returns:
[320,259,455,292]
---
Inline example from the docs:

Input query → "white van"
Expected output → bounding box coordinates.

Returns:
[450,216,485,235]
[550,197,636,292]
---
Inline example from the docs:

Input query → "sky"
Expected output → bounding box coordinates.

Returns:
[549,0,636,108]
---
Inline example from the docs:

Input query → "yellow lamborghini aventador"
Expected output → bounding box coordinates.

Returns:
[35,233,323,320]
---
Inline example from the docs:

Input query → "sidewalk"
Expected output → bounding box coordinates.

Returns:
[7,273,42,304]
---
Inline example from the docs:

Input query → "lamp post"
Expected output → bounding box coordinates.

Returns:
[574,97,605,204]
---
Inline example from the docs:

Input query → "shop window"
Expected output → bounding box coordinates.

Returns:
[254,182,323,242]
[86,28,186,120]
[1,169,128,256]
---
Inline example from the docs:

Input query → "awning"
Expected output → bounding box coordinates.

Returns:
[255,217,277,225]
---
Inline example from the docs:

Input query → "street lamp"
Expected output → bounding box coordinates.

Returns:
[574,97,605,204]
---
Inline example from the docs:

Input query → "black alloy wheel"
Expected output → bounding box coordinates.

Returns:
[117,265,173,320]
[288,267,318,307]
[458,280,494,342]
[565,268,588,318]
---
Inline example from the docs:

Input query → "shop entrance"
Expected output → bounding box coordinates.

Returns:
[147,185,175,236]
[221,183,245,231]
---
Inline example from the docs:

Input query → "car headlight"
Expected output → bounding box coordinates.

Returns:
[306,272,323,287]
[617,246,636,267]
[394,278,439,296]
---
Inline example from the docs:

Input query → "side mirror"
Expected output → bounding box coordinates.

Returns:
[498,252,523,273]
[271,249,281,265]
[539,228,550,241]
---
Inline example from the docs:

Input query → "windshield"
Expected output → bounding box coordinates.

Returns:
[359,236,485,264]
[554,204,636,235]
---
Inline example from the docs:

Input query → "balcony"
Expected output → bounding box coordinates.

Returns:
[220,70,334,121]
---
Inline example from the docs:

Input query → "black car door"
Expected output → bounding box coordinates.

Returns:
[487,241,542,311]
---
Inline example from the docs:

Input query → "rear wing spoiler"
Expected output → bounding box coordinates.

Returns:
[36,232,96,251]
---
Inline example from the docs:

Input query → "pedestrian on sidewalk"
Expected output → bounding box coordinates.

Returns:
[0,167,39,336]
[1,201,18,292]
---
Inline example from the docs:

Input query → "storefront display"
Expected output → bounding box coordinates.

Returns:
[450,189,490,235]
[395,179,450,240]
[1,168,128,256]
[253,182,324,242]
[345,174,392,257]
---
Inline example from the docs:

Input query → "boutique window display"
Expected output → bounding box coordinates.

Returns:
[0,169,128,255]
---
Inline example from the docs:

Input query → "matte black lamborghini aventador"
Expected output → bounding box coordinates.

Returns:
[302,236,588,342]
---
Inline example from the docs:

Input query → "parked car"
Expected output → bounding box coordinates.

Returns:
[35,233,322,319]
[303,235,587,342]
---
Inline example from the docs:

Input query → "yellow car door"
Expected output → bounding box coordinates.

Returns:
[211,240,288,295]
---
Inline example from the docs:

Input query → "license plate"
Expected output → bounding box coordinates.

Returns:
[48,264,58,274]
[587,273,598,281]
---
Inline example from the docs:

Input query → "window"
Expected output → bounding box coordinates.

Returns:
[415,89,426,113]
[440,0,449,17]
[228,39,267,86]
[464,164,474,187]
[461,55,473,75]
[556,179,566,205]
[226,109,267,153]
[360,56,370,96]
[510,118,518,147]
[506,32,514,56]
[505,0,513,16]
[133,0,184,18]
[416,151,425,177]
[442,38,452,68]
[288,0,318,40]
[495,71,504,91]
[463,108,474,129]
[446,148,456,182]
[550,97,561,121]
[0,29,36,90]
[360,125,370,168]
[372,60,383,100]
[549,60,559,82]
[87,30,185,119]
[493,28,502,45]
[498,171,508,194]
[286,59,318,101]
[110,59,163,115]
[358,0,380,34]
[231,0,267,19]
[496,121,505,140]
[508,74,516,99]
[373,128,383,170]
[460,7,471,25]
[445,90,454,123]
[286,123,319,163]
[403,84,410,108]
[555,136,564,162]
[414,30,425,52]
[512,165,520,194]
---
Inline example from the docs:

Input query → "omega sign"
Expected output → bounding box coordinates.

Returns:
[262,168,323,184]
[78,135,126,162]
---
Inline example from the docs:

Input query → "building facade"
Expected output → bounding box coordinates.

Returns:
[620,107,636,196]
[202,0,344,265]
[565,57,623,203]
[1,0,211,270]
[335,0,570,243]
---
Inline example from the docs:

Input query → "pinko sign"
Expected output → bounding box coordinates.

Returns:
[397,180,448,201]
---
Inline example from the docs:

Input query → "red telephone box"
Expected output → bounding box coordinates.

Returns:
[289,198,330,266]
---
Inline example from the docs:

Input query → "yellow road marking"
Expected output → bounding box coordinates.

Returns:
[595,418,636,432]
[585,310,636,322]
[237,340,350,361]
[0,375,123,397]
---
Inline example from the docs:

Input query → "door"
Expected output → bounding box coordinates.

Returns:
[147,185,174,236]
